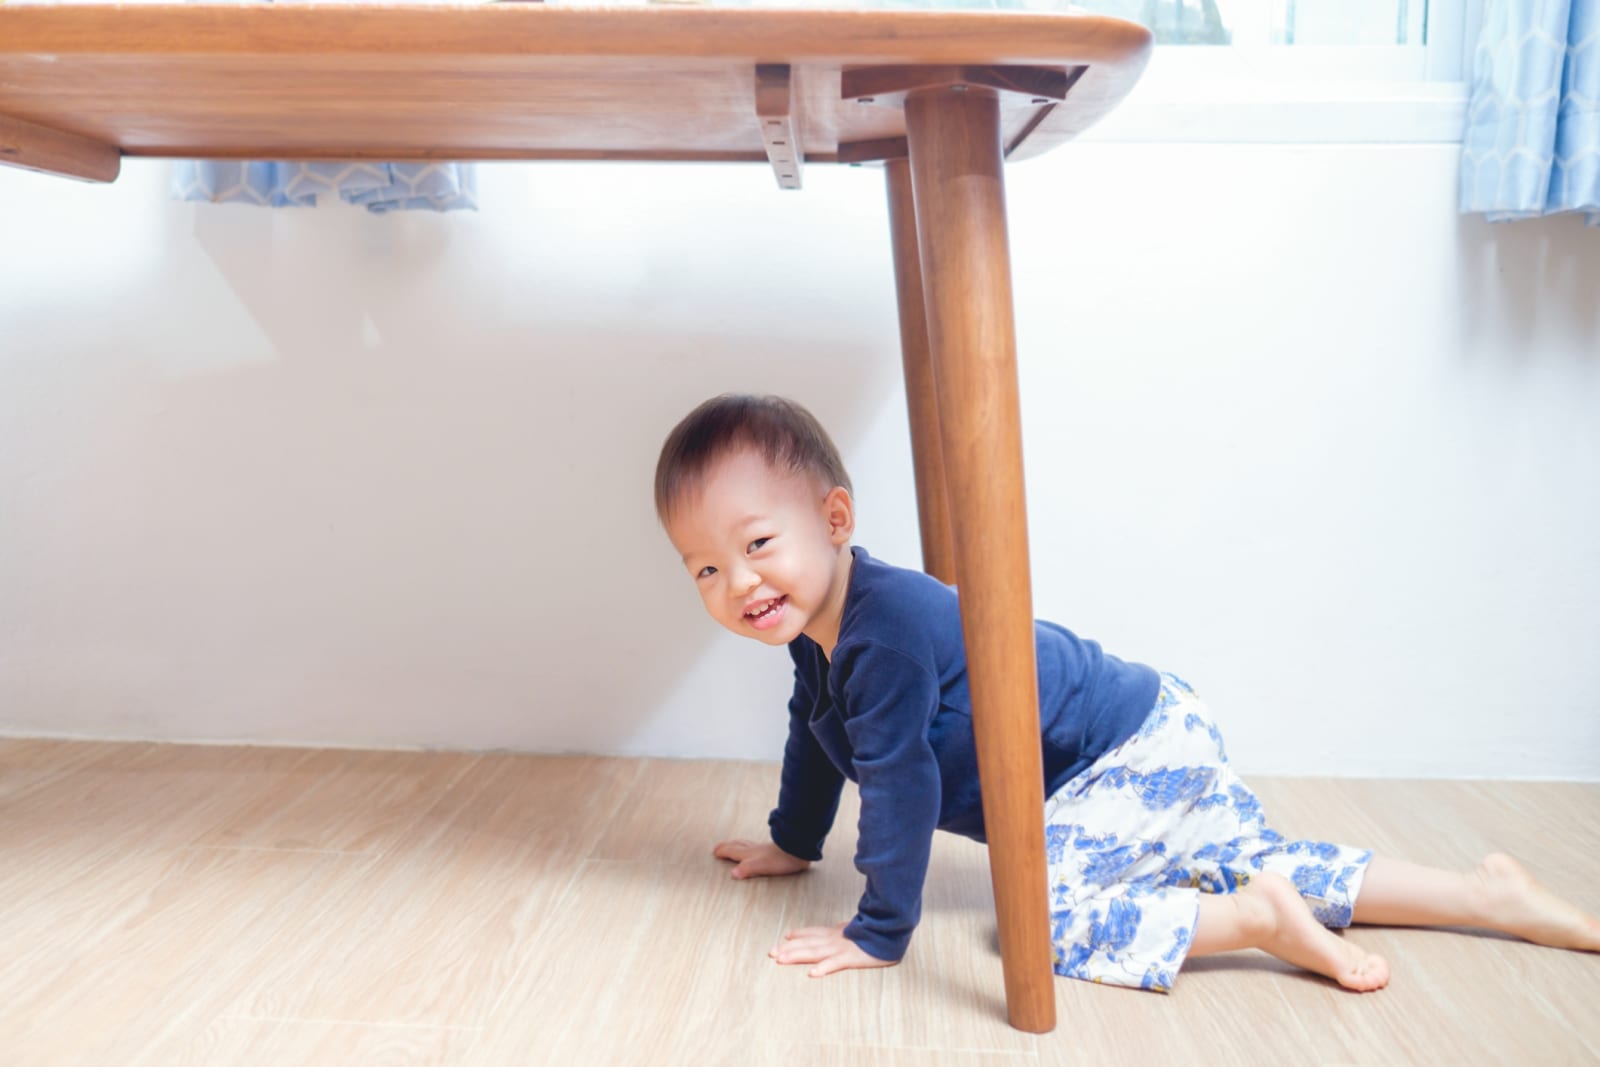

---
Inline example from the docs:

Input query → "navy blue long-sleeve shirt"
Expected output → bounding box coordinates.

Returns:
[767,546,1160,962]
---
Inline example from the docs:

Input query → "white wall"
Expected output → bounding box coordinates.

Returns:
[1,143,1596,779]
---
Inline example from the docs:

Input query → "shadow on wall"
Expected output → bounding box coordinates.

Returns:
[1456,212,1600,361]
[23,174,899,752]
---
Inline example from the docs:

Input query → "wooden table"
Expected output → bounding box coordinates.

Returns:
[0,4,1150,1033]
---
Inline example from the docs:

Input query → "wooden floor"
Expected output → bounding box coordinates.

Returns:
[1,739,1596,1066]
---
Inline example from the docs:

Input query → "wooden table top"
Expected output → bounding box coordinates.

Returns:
[0,5,1149,172]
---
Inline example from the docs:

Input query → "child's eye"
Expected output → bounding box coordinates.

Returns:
[747,537,770,553]
[696,565,717,579]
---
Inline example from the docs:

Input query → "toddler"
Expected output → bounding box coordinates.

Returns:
[655,393,1600,990]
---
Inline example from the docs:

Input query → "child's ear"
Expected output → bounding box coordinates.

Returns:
[823,486,855,545]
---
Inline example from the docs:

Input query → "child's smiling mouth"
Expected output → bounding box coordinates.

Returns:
[744,596,789,631]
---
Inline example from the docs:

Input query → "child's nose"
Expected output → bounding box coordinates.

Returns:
[732,565,761,596]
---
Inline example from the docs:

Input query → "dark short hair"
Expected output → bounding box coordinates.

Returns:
[655,394,852,520]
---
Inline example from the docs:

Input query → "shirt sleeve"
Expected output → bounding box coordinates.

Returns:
[767,644,845,862]
[833,641,943,962]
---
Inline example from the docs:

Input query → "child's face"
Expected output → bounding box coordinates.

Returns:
[664,449,853,650]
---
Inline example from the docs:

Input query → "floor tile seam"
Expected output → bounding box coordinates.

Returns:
[216,1012,484,1032]
[179,844,367,856]
[327,750,488,857]
[802,1041,1039,1058]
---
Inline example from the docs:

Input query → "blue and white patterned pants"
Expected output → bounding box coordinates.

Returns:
[1045,674,1372,992]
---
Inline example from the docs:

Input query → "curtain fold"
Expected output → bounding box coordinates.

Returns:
[1460,0,1599,224]
[172,160,477,214]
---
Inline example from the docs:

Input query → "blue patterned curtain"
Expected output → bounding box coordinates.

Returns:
[1460,0,1599,224]
[172,160,476,214]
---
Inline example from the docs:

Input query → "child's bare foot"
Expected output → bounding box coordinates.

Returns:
[1246,874,1390,991]
[1473,853,1600,952]
[1195,874,1390,990]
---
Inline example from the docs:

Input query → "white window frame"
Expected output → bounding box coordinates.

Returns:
[1079,0,1482,143]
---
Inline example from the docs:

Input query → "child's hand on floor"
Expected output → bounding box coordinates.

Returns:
[771,923,898,978]
[713,838,811,879]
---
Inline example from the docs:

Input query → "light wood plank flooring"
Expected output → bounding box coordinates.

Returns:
[1,739,1596,1066]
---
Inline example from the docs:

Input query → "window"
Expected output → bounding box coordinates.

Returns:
[1072,0,1430,48]
[1055,0,1480,141]
[759,0,1476,140]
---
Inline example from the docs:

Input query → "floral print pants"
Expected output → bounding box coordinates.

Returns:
[1044,674,1372,992]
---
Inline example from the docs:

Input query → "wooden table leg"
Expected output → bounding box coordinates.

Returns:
[884,157,956,586]
[903,85,1055,1034]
